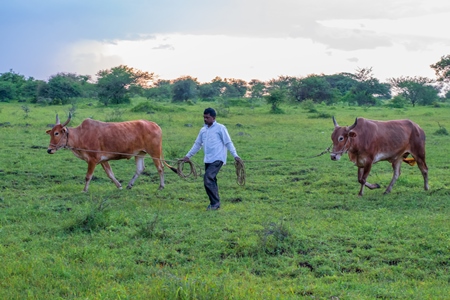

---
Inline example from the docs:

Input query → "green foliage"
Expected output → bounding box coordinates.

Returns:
[290,75,337,104]
[430,54,450,82]
[131,101,187,113]
[434,123,448,135]
[45,73,84,104]
[104,108,125,122]
[389,76,438,107]
[21,105,30,118]
[300,99,318,112]
[0,81,16,102]
[389,95,408,108]
[97,65,154,105]
[172,76,199,102]
[265,88,286,113]
[144,80,173,102]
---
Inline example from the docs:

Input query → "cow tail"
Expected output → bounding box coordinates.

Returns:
[163,160,178,174]
[402,157,416,166]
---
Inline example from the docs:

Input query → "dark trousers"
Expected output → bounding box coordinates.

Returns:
[204,160,223,205]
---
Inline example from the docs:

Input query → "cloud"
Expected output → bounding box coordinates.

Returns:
[1,0,449,80]
[152,44,175,51]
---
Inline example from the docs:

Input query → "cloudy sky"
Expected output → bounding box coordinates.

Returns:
[1,0,450,83]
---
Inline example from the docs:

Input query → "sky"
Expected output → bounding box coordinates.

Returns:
[1,0,450,83]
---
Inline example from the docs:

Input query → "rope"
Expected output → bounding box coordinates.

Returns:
[175,159,201,179]
[308,143,333,158]
[235,159,246,186]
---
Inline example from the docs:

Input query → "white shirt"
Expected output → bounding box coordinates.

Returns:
[186,121,238,164]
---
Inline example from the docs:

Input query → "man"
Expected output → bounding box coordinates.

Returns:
[182,107,242,210]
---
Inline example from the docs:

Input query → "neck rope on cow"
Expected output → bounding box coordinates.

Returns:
[50,128,70,150]
[331,135,352,156]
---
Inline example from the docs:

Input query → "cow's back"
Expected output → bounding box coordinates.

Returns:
[73,119,162,154]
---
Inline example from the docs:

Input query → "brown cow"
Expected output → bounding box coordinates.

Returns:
[330,117,429,196]
[46,113,177,192]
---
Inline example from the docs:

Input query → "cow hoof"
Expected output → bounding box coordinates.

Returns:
[126,185,133,189]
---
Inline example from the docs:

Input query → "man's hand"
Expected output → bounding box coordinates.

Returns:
[234,156,242,162]
[182,156,190,162]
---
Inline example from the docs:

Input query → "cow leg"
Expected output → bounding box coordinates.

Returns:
[101,162,122,189]
[127,154,145,189]
[385,159,402,194]
[83,161,97,192]
[357,164,379,196]
[152,157,165,190]
[414,155,429,191]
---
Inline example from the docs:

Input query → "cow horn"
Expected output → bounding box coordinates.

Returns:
[61,112,72,127]
[332,116,338,127]
[55,114,60,125]
[348,118,358,130]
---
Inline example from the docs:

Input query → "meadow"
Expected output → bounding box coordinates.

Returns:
[0,99,449,299]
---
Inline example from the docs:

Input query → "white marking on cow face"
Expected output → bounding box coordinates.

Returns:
[330,127,350,161]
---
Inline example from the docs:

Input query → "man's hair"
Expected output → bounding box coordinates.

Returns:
[204,107,216,117]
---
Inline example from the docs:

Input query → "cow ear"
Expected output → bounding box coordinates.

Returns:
[349,131,357,138]
[61,127,67,133]
[46,129,51,135]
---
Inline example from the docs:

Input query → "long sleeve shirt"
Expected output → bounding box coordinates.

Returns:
[185,121,238,164]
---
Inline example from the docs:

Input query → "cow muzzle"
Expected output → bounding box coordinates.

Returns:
[47,148,55,154]
[330,153,341,161]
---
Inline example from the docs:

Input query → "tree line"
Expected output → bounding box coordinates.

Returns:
[1,55,450,110]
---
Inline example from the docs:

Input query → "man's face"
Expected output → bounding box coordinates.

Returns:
[203,113,215,127]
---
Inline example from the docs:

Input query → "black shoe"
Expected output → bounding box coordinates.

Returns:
[207,203,220,210]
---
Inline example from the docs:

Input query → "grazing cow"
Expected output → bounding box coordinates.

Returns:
[330,117,429,196]
[46,114,177,192]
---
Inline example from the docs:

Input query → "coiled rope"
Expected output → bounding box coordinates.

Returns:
[175,159,201,179]
[235,159,246,186]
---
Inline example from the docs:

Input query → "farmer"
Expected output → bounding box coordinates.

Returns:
[182,107,242,210]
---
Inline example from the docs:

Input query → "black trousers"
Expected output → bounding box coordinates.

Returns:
[204,160,223,205]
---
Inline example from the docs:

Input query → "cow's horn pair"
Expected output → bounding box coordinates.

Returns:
[332,116,357,129]
[55,112,72,127]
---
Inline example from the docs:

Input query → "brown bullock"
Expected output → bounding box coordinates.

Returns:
[330,117,429,196]
[46,114,177,192]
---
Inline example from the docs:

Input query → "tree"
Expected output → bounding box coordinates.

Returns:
[430,54,450,82]
[344,68,390,106]
[265,88,286,113]
[389,76,438,107]
[96,65,154,105]
[0,81,16,102]
[172,76,199,102]
[223,78,247,98]
[22,78,47,103]
[46,73,83,104]
[323,73,358,97]
[144,80,172,101]
[248,79,266,99]
[0,70,27,101]
[198,83,219,101]
[290,75,337,104]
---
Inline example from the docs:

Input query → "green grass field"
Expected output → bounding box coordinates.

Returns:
[1,99,449,299]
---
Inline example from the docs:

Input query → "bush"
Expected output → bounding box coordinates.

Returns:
[434,123,449,135]
[131,102,186,113]
[389,95,408,108]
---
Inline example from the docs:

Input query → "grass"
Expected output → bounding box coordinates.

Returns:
[0,99,449,299]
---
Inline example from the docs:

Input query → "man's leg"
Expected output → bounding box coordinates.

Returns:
[204,160,223,207]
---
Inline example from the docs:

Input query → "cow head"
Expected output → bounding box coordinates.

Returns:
[330,117,357,161]
[46,113,72,154]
